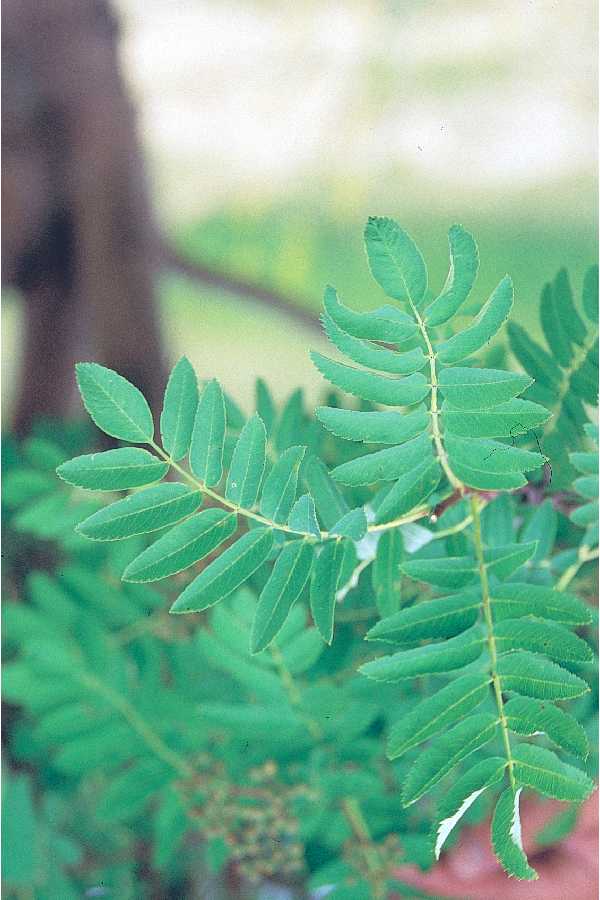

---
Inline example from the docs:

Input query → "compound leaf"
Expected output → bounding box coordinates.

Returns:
[364,217,428,306]
[436,275,513,364]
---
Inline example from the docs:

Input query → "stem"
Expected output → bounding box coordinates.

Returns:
[469,495,516,792]
[269,644,322,741]
[557,544,599,592]
[341,797,386,900]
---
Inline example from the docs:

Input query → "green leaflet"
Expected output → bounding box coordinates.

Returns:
[250,540,314,653]
[424,225,479,326]
[573,474,599,499]
[571,500,599,527]
[310,539,348,644]
[76,483,202,540]
[367,590,480,643]
[401,555,477,589]
[288,494,320,537]
[570,451,597,475]
[75,362,154,443]
[491,583,592,625]
[372,530,403,617]
[504,696,589,759]
[330,508,367,540]
[189,379,226,487]
[359,624,484,682]
[541,282,572,367]
[512,744,594,803]
[553,268,586,345]
[387,673,490,759]
[122,509,238,582]
[364,217,428,306]
[331,432,432,486]
[449,461,527,491]
[275,388,305,453]
[438,368,532,410]
[310,353,430,407]
[436,275,513,364]
[302,454,350,528]
[497,651,590,700]
[434,757,507,859]
[323,284,418,342]
[322,314,426,375]
[491,788,537,881]
[507,323,562,387]
[494,618,592,663]
[402,713,498,806]
[170,527,274,613]
[521,499,557,561]
[582,264,599,322]
[225,414,267,508]
[315,405,428,445]
[160,356,199,460]
[57,448,168,491]
[374,457,441,525]
[255,378,277,436]
[443,397,551,438]
[260,445,305,524]
[446,435,546,476]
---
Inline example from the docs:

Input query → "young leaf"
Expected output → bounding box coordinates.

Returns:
[364,217,428,306]
[250,540,314,653]
[225,414,267,508]
[57,448,168,491]
[330,508,368,540]
[497,651,590,700]
[170,527,274,613]
[76,483,202,540]
[310,539,347,644]
[122,509,238,582]
[491,788,537,881]
[491,583,592,626]
[259,446,305,524]
[443,398,551,438]
[189,379,226,487]
[323,284,418,342]
[512,744,594,803]
[75,362,154,443]
[387,673,490,759]
[424,225,479,326]
[302,454,350,528]
[374,457,441,525]
[288,494,320,537]
[438,368,532,410]
[322,314,426,375]
[160,356,199,460]
[316,405,428,445]
[372,529,403,617]
[436,275,513,364]
[434,757,507,859]
[402,713,498,806]
[331,432,432,486]
[504,696,589,759]
[310,353,430,407]
[367,590,480,643]
[359,624,484,682]
[494,618,592,663]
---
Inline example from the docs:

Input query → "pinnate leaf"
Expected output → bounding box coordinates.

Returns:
[189,379,226,486]
[331,432,432,486]
[491,788,537,880]
[330,508,367,540]
[367,590,480,643]
[364,217,428,306]
[494,617,592,663]
[322,314,426,375]
[436,275,513,364]
[443,397,551,438]
[434,757,507,859]
[323,284,417,342]
[491,583,592,625]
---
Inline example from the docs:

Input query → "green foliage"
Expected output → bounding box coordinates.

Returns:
[4,218,597,894]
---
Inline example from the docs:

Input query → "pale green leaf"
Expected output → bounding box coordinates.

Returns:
[122,509,238,582]
[75,362,154,443]
[57,448,168,491]
[359,624,484,682]
[438,368,532,410]
[424,225,479,326]
[512,744,594,802]
[250,540,314,653]
[311,353,430,406]
[570,500,599,527]
[259,445,305,524]
[443,398,551,438]
[323,284,418,342]
[491,788,537,880]
[364,217,428,306]
[76,483,202,540]
[225,414,267,508]
[494,618,592,663]
[374,457,441,525]
[189,379,226,486]
[497,651,590,700]
[402,713,498,806]
[367,590,480,643]
[322,314,426,375]
[491,583,592,626]
[160,356,199,460]
[387,673,490,759]
[330,508,367,540]
[331,432,432,485]
[310,539,347,643]
[434,757,506,858]
[170,527,274,613]
[288,493,321,537]
[316,405,428,445]
[436,276,513,364]
[504,696,589,759]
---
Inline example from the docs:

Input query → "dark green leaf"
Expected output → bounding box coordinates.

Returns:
[250,540,314,652]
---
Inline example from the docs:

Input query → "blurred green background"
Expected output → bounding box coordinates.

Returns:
[3,0,597,412]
